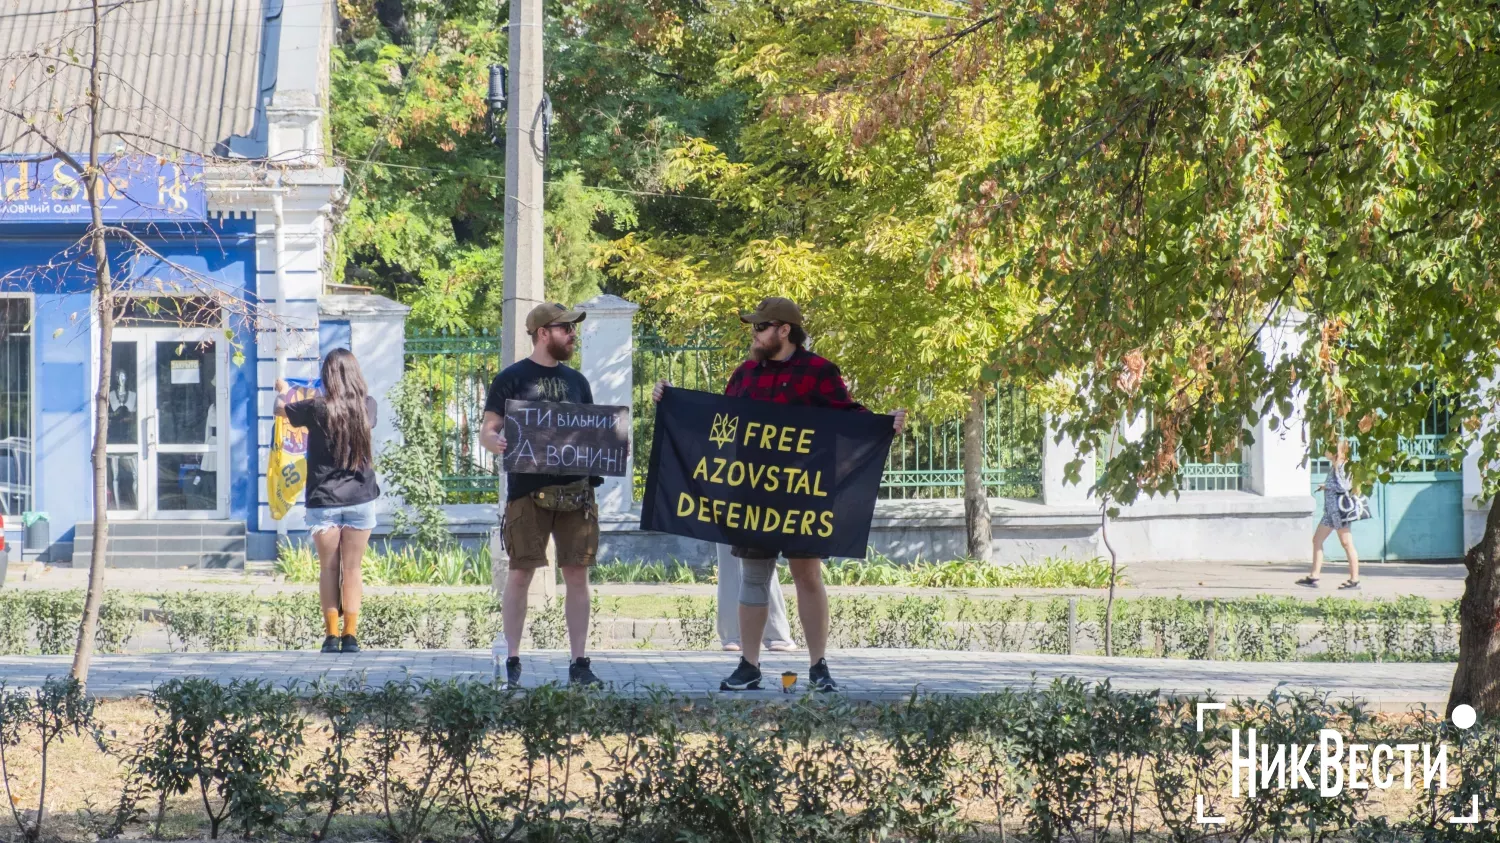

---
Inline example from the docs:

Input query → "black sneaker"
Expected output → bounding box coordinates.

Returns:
[340,634,361,654]
[720,658,762,691]
[809,658,838,693]
[501,657,522,689]
[569,657,602,687]
[321,635,340,654]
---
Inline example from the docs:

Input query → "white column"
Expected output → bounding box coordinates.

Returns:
[579,294,640,516]
[320,295,411,455]
[1246,310,1312,497]
[1042,417,1094,506]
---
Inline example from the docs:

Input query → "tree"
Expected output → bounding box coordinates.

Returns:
[928,1,1499,704]
[1,0,271,683]
[600,0,1044,556]
[330,0,727,328]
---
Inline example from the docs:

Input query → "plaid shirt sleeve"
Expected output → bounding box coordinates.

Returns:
[813,360,868,412]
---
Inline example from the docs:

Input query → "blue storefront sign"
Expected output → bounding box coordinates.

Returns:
[0,155,206,223]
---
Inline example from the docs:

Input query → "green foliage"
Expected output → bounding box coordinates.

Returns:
[589,553,1120,589]
[671,596,715,650]
[132,679,305,839]
[358,680,450,843]
[26,591,84,655]
[273,544,318,583]
[7,676,1500,839]
[0,597,25,655]
[261,593,322,651]
[293,678,371,842]
[413,595,460,649]
[378,373,454,553]
[95,593,143,655]
[358,595,420,649]
[275,541,490,586]
[158,593,257,653]
[592,558,704,584]
[330,0,710,327]
[923,0,1500,502]
[456,592,502,650]
[0,679,98,843]
[527,596,567,650]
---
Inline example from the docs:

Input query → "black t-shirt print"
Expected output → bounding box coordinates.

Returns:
[284,395,381,510]
[483,358,601,501]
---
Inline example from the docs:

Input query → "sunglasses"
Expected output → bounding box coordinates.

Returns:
[752,321,782,333]
[545,322,577,335]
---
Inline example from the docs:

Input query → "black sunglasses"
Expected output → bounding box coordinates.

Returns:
[752,321,782,333]
[545,322,577,335]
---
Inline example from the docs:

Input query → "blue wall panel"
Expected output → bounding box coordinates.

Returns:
[2,218,260,546]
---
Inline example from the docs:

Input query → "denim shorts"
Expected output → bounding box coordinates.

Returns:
[305,500,378,534]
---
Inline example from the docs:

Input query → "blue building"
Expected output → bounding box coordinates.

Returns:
[0,0,404,566]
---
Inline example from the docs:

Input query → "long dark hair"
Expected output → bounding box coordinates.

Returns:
[320,348,373,470]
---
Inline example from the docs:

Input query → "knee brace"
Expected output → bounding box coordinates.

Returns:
[739,558,777,607]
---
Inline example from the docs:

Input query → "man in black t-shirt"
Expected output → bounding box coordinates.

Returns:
[481,302,604,688]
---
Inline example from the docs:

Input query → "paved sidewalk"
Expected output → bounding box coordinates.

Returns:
[0,649,1455,710]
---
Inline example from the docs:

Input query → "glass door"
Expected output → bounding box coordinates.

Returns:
[151,338,223,516]
[107,330,228,518]
[105,340,144,515]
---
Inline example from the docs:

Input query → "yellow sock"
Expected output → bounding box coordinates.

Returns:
[324,609,340,637]
[344,611,359,638]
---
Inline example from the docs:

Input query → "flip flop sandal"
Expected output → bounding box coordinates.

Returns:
[1295,576,1319,588]
[1339,579,1362,591]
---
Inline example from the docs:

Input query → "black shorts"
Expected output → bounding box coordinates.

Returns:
[731,546,821,561]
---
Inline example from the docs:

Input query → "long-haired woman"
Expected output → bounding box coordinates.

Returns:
[1297,439,1362,591]
[275,348,381,652]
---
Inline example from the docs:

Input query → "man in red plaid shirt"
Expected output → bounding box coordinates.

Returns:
[653,297,907,692]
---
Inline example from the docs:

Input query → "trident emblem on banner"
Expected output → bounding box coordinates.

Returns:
[709,413,739,449]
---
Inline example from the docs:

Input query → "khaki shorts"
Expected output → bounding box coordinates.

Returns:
[502,493,599,569]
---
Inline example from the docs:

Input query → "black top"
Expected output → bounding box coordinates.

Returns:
[483,358,602,501]
[285,395,381,510]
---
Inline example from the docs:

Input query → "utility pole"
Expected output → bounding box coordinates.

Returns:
[502,0,546,367]
[495,0,555,604]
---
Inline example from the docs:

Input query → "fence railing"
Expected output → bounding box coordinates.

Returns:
[631,329,1045,501]
[404,330,505,503]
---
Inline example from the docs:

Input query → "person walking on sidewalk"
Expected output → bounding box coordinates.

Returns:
[481,302,605,688]
[275,349,380,654]
[653,296,906,692]
[716,543,797,654]
[1297,439,1362,591]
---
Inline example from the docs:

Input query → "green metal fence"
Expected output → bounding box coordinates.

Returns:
[404,330,505,503]
[631,328,1045,501]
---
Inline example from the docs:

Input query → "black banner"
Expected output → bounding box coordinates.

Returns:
[641,388,895,559]
[503,399,631,477]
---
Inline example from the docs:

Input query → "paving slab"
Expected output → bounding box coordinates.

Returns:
[0,649,1455,711]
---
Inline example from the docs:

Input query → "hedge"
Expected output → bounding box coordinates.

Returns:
[0,591,1461,662]
[2,676,1495,842]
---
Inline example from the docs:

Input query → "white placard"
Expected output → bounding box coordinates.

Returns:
[170,360,200,384]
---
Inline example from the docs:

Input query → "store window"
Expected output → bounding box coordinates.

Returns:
[0,298,31,515]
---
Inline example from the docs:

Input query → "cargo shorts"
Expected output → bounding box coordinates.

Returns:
[501,491,599,570]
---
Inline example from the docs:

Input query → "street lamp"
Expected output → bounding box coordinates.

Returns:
[487,64,508,148]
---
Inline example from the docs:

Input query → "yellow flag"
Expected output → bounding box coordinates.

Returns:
[267,386,315,520]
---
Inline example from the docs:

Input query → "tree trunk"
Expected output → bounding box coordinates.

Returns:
[962,385,992,562]
[1101,497,1119,657]
[71,0,111,686]
[1446,495,1500,716]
